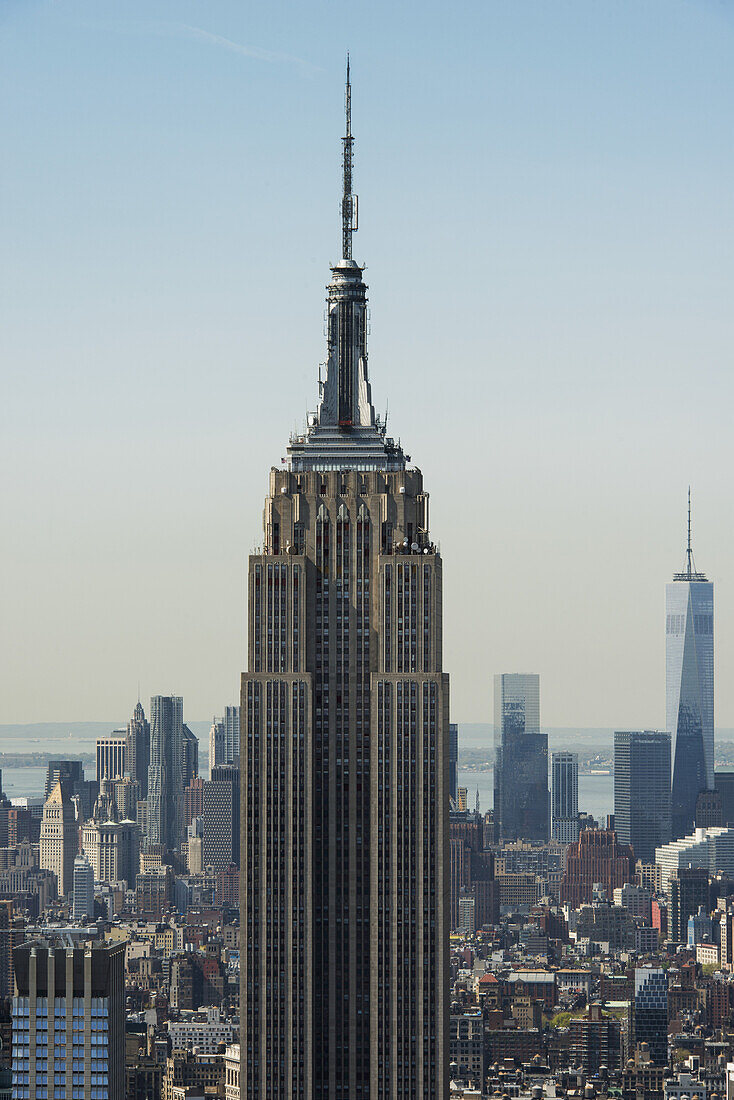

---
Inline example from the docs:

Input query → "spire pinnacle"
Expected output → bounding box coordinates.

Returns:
[341,54,358,260]
[686,485,693,578]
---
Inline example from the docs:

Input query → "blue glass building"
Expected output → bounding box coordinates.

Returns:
[667,497,714,840]
[12,937,124,1100]
[632,967,668,1066]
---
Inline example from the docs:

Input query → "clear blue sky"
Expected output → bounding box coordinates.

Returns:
[2,0,733,728]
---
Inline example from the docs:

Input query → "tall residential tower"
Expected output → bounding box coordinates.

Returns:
[240,64,449,1100]
[668,492,714,839]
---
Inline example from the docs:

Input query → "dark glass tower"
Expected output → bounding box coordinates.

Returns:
[631,968,668,1065]
[240,66,449,1099]
[614,731,671,864]
[668,493,714,839]
[493,674,549,842]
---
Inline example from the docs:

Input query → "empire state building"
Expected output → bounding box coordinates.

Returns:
[240,66,449,1099]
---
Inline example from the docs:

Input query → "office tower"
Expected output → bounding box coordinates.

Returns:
[182,724,199,786]
[560,828,635,909]
[39,782,78,898]
[551,751,579,844]
[202,767,239,874]
[126,700,151,799]
[449,723,458,805]
[12,935,125,1100]
[210,709,240,772]
[96,736,126,783]
[669,867,710,943]
[655,825,734,892]
[614,731,671,864]
[668,492,714,839]
[81,783,139,888]
[44,759,83,801]
[110,776,140,822]
[631,968,668,1065]
[695,789,722,827]
[241,66,448,1100]
[187,820,203,874]
[209,717,225,773]
[72,852,95,920]
[494,674,548,842]
[224,705,240,766]
[147,696,189,853]
[449,811,497,930]
[184,775,205,828]
[715,771,734,826]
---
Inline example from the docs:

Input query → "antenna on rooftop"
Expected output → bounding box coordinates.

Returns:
[341,55,358,260]
[686,486,695,578]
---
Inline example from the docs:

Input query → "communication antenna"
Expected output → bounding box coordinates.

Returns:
[686,485,695,578]
[341,55,358,260]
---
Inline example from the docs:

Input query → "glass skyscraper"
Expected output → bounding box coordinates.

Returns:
[12,936,125,1100]
[632,967,668,1066]
[614,731,671,864]
[667,496,714,839]
[551,751,579,844]
[494,674,549,842]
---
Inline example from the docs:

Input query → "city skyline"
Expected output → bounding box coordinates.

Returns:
[3,1,734,729]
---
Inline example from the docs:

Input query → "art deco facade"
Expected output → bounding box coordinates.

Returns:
[241,67,448,1100]
[668,499,714,839]
[39,782,78,899]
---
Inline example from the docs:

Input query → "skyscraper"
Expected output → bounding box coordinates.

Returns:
[12,936,125,1100]
[126,700,151,799]
[82,782,139,888]
[96,736,126,783]
[147,696,187,853]
[208,707,239,772]
[551,751,579,844]
[39,781,78,898]
[202,766,240,874]
[223,705,240,766]
[208,717,225,773]
[449,722,459,805]
[668,492,714,839]
[614,731,671,864]
[44,760,83,801]
[241,64,448,1099]
[493,674,548,842]
[631,968,668,1066]
[72,852,95,920]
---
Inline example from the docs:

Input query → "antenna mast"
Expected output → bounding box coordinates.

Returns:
[341,55,358,260]
[686,485,693,578]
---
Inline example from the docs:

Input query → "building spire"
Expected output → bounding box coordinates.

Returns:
[341,54,357,260]
[675,485,706,581]
[686,486,693,578]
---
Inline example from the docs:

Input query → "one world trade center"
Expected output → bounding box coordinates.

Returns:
[668,491,714,839]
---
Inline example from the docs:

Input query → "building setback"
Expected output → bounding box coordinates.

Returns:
[240,65,448,1100]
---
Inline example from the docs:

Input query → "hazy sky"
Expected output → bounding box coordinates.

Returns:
[2,0,733,729]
